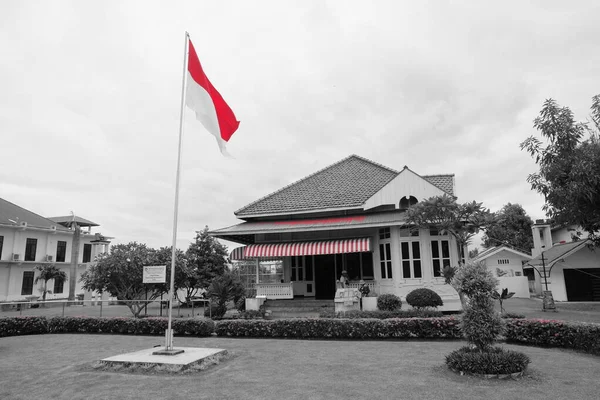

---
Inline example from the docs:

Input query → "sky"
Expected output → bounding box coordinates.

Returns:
[1,0,599,253]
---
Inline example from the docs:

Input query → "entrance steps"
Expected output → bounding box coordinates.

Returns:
[264,298,333,318]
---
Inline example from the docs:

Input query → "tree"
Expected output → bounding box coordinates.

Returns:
[405,194,493,307]
[34,264,67,303]
[185,226,229,290]
[206,270,245,318]
[482,203,534,253]
[468,248,479,259]
[521,95,600,246]
[155,246,198,304]
[80,242,167,317]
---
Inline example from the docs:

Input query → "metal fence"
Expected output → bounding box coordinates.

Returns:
[0,298,211,319]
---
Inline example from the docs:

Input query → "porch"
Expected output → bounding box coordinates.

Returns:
[254,280,377,300]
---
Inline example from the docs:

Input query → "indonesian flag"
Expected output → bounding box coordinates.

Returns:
[185,38,240,155]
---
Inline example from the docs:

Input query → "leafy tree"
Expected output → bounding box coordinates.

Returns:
[482,203,534,253]
[206,270,245,318]
[154,246,194,303]
[405,195,493,307]
[521,95,600,246]
[186,226,229,290]
[468,248,479,259]
[34,264,67,303]
[80,242,167,317]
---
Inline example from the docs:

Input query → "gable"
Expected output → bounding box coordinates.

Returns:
[363,167,450,211]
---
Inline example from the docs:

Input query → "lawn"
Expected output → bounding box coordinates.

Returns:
[1,334,599,400]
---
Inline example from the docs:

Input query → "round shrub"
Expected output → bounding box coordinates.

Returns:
[377,294,402,311]
[445,346,530,375]
[406,288,443,309]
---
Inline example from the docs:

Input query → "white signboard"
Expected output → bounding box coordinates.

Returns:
[143,265,166,283]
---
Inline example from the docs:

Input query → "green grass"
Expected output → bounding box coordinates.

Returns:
[1,334,599,400]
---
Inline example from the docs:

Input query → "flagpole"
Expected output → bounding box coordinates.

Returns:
[165,31,190,353]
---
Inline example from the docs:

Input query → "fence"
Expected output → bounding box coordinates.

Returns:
[0,298,211,319]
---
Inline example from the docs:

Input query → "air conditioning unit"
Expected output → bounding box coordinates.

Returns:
[12,254,20,261]
[46,255,54,262]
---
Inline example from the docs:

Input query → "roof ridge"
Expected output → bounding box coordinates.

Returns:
[402,167,455,196]
[0,197,64,229]
[422,173,455,177]
[234,155,399,216]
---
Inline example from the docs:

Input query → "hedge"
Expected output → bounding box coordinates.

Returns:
[0,316,214,338]
[215,317,461,339]
[319,309,444,319]
[504,318,600,355]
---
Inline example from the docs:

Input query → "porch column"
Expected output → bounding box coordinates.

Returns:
[255,259,259,284]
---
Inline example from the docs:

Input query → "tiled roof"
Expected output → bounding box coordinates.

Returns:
[422,174,454,196]
[212,211,409,236]
[235,155,399,217]
[0,198,70,231]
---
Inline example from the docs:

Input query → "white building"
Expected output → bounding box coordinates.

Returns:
[525,219,600,301]
[0,197,111,302]
[471,245,531,298]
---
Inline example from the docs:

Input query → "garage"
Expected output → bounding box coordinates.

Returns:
[564,268,600,301]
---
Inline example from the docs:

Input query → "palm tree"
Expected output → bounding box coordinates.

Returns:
[34,264,68,303]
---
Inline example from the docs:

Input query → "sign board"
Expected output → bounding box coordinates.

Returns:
[143,265,167,284]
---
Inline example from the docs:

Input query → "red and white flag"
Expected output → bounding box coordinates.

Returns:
[185,38,240,155]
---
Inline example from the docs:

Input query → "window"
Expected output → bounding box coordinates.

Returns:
[56,241,67,262]
[497,259,510,265]
[53,277,64,294]
[25,238,37,262]
[259,260,284,284]
[401,241,422,278]
[291,256,303,281]
[379,243,393,279]
[0,235,3,260]
[233,260,258,296]
[334,253,374,280]
[83,244,92,263]
[399,196,418,210]
[399,228,419,237]
[431,239,451,277]
[379,228,390,240]
[21,271,34,295]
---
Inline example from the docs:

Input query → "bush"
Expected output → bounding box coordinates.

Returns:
[377,294,402,311]
[235,298,246,312]
[446,346,530,375]
[318,309,443,319]
[204,304,228,319]
[223,310,265,320]
[406,288,443,309]
[215,317,461,339]
[452,261,499,299]
[505,319,600,355]
[0,316,214,337]
[0,316,48,337]
[501,312,526,319]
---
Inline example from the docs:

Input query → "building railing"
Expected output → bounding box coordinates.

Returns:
[255,282,294,299]
[346,280,376,294]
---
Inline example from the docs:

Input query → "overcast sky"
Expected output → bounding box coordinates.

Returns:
[1,0,599,253]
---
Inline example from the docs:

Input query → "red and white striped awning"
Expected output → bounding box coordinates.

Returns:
[230,238,370,260]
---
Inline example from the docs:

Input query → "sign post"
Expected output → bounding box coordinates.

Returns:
[143,265,167,284]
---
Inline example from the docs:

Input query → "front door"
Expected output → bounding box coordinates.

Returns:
[291,256,315,297]
[314,255,336,299]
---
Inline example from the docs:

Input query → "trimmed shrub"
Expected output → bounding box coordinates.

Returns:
[319,309,443,319]
[215,317,461,339]
[377,294,402,311]
[222,310,265,320]
[505,319,600,355]
[501,312,525,319]
[446,346,530,375]
[406,288,443,309]
[0,316,48,337]
[0,316,214,337]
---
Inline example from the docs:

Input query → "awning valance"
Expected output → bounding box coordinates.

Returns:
[230,238,371,260]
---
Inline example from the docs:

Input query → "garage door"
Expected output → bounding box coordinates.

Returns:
[564,268,600,301]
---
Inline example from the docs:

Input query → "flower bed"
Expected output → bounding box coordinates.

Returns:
[504,318,600,355]
[215,317,461,339]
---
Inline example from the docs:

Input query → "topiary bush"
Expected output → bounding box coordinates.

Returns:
[406,288,443,309]
[445,346,530,375]
[377,293,402,311]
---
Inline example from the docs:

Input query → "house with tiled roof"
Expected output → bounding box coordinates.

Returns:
[525,220,600,301]
[0,197,112,302]
[211,155,462,311]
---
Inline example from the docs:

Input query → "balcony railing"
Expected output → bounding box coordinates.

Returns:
[255,282,294,299]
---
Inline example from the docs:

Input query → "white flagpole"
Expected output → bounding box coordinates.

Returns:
[165,31,190,352]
